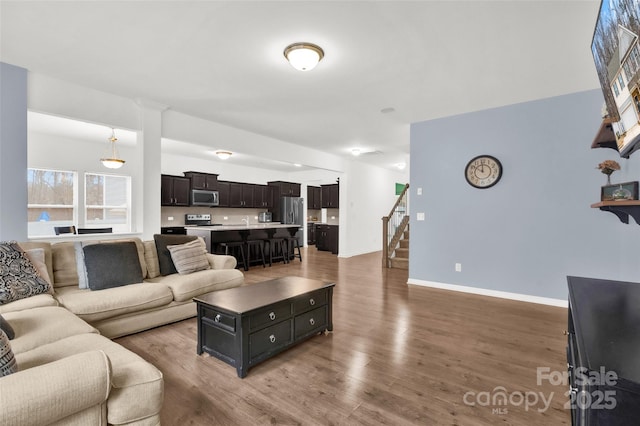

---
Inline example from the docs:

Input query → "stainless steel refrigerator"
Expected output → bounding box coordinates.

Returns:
[281,196,304,246]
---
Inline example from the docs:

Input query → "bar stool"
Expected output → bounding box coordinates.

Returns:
[218,241,247,271]
[245,240,266,268]
[264,238,288,266]
[285,236,302,262]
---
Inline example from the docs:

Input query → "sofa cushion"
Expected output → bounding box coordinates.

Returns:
[2,306,98,355]
[167,238,210,275]
[15,333,163,425]
[0,314,14,340]
[55,283,174,322]
[153,234,197,276]
[17,242,53,287]
[51,242,79,288]
[0,330,17,377]
[146,268,244,302]
[0,294,58,315]
[83,242,143,291]
[0,241,52,305]
[143,240,161,279]
[24,248,52,285]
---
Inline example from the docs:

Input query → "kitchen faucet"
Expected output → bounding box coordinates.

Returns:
[242,215,250,226]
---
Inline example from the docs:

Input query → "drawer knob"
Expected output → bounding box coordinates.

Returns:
[309,318,315,326]
[269,312,276,321]
[309,298,315,306]
[214,314,221,322]
[269,334,276,343]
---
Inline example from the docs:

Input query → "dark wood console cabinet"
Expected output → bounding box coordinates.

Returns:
[567,276,640,425]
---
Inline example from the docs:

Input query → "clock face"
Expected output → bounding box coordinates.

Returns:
[465,155,502,189]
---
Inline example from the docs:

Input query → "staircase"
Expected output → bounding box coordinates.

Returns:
[389,225,409,269]
[382,183,410,269]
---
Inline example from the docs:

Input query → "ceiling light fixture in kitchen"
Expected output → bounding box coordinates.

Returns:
[100,128,125,169]
[283,42,324,71]
[215,151,232,160]
[351,148,361,156]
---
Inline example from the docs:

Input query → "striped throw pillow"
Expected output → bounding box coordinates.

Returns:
[167,238,210,275]
[0,330,17,377]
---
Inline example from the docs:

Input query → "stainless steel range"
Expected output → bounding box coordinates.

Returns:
[185,214,212,226]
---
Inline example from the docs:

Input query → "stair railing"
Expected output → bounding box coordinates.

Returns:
[382,183,409,268]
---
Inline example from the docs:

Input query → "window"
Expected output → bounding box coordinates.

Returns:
[27,168,132,236]
[613,80,620,97]
[27,168,77,237]
[85,173,131,233]
[618,74,625,91]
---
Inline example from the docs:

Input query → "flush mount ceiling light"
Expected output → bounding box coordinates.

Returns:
[351,148,361,156]
[283,42,324,71]
[215,151,232,160]
[100,128,125,169]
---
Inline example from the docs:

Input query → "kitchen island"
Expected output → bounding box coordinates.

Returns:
[186,224,300,254]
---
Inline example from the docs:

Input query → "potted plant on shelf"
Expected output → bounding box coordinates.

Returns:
[597,160,620,185]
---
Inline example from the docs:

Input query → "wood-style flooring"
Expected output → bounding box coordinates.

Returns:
[116,247,570,425]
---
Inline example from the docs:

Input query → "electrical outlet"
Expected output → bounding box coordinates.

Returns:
[168,216,174,221]
[455,263,462,272]
[417,212,425,221]
[417,187,423,195]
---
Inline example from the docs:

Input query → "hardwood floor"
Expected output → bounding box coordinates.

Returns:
[117,247,570,425]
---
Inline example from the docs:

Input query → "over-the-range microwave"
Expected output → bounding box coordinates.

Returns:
[191,189,219,207]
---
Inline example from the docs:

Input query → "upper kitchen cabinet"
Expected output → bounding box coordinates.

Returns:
[161,175,191,206]
[183,171,218,190]
[254,185,273,208]
[217,181,230,207]
[229,182,255,208]
[307,186,321,210]
[268,181,301,198]
[321,184,339,208]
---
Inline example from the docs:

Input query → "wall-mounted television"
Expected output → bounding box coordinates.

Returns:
[591,0,640,157]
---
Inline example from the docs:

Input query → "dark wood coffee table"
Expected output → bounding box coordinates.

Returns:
[194,276,334,378]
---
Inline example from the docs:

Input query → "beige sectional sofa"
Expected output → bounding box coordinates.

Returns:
[0,236,245,425]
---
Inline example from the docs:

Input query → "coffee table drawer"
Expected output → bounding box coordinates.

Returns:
[293,289,328,315]
[201,306,236,332]
[294,305,327,339]
[249,319,292,360]
[249,302,291,331]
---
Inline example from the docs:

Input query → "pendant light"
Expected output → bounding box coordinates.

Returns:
[100,128,125,169]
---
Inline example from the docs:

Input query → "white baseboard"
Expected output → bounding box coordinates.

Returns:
[407,278,568,308]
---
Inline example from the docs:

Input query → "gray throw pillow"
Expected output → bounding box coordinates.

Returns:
[167,238,210,275]
[0,314,14,340]
[153,234,197,276]
[83,242,143,291]
[0,241,52,305]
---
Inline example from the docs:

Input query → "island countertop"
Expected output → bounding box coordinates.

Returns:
[185,223,299,232]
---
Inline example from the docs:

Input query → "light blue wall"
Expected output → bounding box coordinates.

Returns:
[0,62,28,241]
[409,89,640,300]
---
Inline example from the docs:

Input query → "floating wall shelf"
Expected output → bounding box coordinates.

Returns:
[591,200,640,225]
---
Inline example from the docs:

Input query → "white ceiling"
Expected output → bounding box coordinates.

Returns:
[1,1,602,170]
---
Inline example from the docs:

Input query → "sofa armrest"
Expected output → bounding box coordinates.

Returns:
[206,253,237,270]
[0,350,112,426]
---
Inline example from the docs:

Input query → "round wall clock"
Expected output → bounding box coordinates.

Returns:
[465,155,503,189]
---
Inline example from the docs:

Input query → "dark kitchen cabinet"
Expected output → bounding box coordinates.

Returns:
[161,175,190,206]
[307,223,316,245]
[268,181,301,198]
[217,181,230,207]
[321,184,339,208]
[315,224,338,254]
[230,182,255,208]
[184,171,218,190]
[307,186,321,210]
[254,185,273,208]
